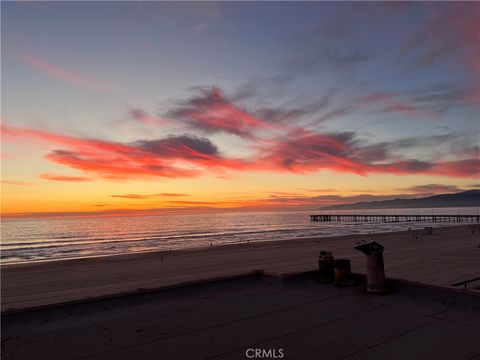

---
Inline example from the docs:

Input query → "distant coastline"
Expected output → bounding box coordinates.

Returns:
[321,190,480,210]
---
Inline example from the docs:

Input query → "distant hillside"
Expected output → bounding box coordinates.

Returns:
[322,190,480,210]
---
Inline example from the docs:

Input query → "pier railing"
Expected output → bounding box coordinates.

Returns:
[309,214,480,223]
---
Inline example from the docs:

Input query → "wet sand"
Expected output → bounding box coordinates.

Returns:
[2,225,479,312]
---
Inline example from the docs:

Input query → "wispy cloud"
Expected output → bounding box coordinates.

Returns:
[1,179,34,186]
[287,45,370,75]
[167,86,277,138]
[193,22,208,32]
[160,193,189,197]
[165,200,216,206]
[39,173,92,182]
[286,17,371,76]
[129,108,170,126]
[111,193,188,199]
[401,2,479,76]
[14,49,120,95]
[301,188,337,193]
[357,91,436,119]
[259,128,368,175]
[224,192,422,210]
[258,128,479,178]
[193,5,219,32]
[396,184,462,195]
[409,86,480,112]
[254,92,333,125]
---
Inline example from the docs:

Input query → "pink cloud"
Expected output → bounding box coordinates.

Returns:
[168,87,278,138]
[427,159,480,178]
[258,128,368,175]
[3,122,478,181]
[257,128,479,178]
[39,173,92,182]
[129,108,170,126]
[402,2,479,77]
[14,49,118,95]
[3,124,248,180]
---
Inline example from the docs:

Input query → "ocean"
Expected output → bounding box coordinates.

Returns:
[1,207,478,264]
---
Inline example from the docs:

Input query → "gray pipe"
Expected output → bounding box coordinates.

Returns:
[355,241,388,294]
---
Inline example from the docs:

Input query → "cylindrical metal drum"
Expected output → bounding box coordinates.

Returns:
[318,251,334,283]
[334,259,354,286]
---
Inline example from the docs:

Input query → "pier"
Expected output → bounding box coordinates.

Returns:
[310,214,480,223]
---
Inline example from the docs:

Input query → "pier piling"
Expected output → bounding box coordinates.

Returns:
[309,214,479,223]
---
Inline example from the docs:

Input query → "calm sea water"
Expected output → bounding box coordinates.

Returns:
[1,207,478,264]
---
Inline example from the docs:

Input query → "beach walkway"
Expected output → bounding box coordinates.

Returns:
[2,225,479,313]
[2,275,479,360]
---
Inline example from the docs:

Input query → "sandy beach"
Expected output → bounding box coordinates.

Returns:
[2,225,480,360]
[2,225,479,313]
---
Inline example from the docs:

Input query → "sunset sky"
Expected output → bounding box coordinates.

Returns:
[1,1,479,216]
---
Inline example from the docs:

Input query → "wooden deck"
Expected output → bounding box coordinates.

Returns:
[310,214,480,223]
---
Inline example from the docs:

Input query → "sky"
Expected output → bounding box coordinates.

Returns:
[1,1,479,216]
